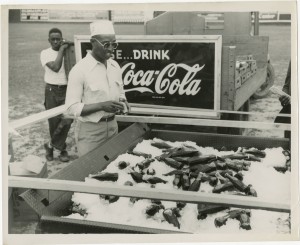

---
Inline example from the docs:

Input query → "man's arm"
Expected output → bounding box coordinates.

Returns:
[282,61,291,95]
[81,101,124,116]
[279,61,291,106]
[46,43,68,72]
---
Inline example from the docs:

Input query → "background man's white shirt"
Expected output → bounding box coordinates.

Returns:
[40,47,67,85]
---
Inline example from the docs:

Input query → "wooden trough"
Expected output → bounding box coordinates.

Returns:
[11,122,290,234]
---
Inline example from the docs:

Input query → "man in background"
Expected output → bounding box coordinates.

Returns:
[40,28,73,162]
[275,61,291,139]
[66,20,130,157]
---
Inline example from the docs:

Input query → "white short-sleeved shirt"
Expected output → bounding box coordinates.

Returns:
[40,47,67,85]
[66,52,126,123]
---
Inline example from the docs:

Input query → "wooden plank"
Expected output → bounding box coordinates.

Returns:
[114,23,145,35]
[132,103,290,117]
[10,105,67,130]
[9,104,290,132]
[41,216,188,234]
[234,68,267,110]
[151,129,290,150]
[190,14,206,34]
[228,46,236,110]
[172,12,193,34]
[214,110,291,117]
[221,46,236,111]
[64,45,76,79]
[47,122,148,202]
[200,13,251,36]
[223,35,269,68]
[9,176,290,213]
[148,12,252,36]
[235,76,242,88]
[9,188,39,223]
[221,46,230,110]
[116,115,291,131]
[230,34,267,110]
[145,12,173,35]
[223,12,251,36]
[146,12,205,35]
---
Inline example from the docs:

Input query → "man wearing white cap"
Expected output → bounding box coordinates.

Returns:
[66,20,130,157]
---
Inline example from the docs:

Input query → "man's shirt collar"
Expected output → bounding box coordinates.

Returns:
[86,52,117,71]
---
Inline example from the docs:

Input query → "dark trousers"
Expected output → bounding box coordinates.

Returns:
[275,104,291,139]
[44,83,73,151]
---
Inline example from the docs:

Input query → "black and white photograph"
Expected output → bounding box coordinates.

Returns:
[1,1,299,244]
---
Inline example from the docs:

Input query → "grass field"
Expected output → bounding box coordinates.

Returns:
[261,24,291,84]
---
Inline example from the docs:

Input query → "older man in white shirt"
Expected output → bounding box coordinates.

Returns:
[66,20,130,157]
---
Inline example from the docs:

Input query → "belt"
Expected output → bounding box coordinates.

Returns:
[99,114,115,122]
[46,83,67,88]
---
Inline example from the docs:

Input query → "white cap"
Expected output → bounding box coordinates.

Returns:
[90,20,115,37]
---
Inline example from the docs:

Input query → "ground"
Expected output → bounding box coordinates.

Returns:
[7,22,291,233]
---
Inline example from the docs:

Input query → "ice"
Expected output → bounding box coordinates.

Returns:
[243,160,290,202]
[263,147,287,167]
[134,140,163,157]
[66,138,290,234]
[71,192,101,210]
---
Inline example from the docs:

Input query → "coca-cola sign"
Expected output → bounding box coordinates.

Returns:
[75,35,222,118]
[121,62,204,96]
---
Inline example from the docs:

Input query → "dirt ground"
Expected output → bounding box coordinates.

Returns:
[7,23,291,234]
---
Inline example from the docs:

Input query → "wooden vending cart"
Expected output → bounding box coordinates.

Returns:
[144,12,272,109]
[63,11,273,133]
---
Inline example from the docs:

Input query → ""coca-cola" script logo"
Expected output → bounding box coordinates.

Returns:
[121,62,205,96]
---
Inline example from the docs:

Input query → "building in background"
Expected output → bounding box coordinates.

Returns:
[258,12,291,22]
[8,9,291,24]
[47,10,109,22]
[16,9,152,23]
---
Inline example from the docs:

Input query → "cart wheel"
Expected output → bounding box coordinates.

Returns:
[252,62,275,99]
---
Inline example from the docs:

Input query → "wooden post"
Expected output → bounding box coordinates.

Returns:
[221,46,236,111]
[253,12,260,36]
[10,105,67,130]
[64,45,76,79]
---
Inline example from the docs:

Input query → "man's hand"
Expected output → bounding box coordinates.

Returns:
[279,95,291,106]
[80,101,125,117]
[59,42,69,52]
[59,40,74,51]
[46,41,68,72]
[101,101,124,113]
[118,99,130,114]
